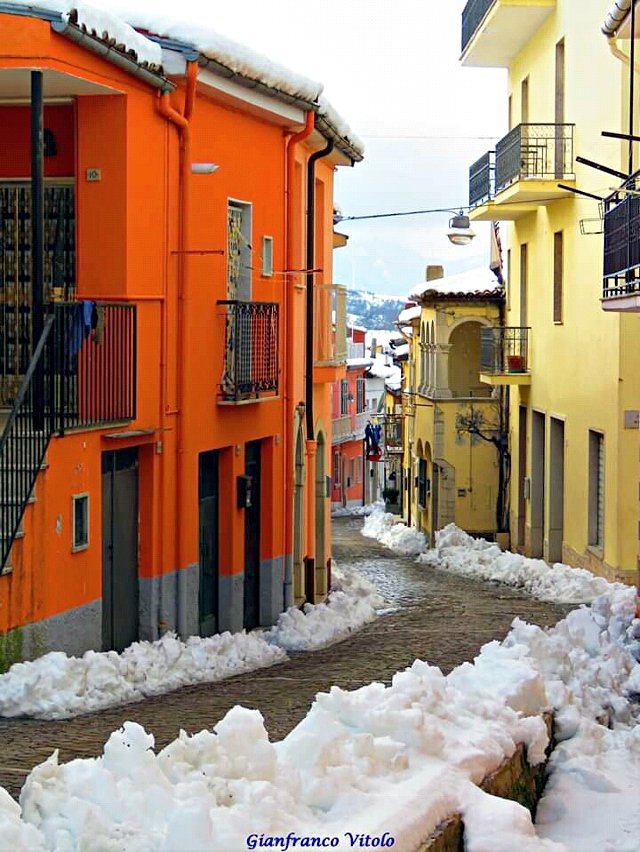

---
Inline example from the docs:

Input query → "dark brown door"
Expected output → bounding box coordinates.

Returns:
[102,448,139,652]
[244,440,261,630]
[199,450,219,637]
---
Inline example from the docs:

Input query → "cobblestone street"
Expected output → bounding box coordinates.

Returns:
[0,519,570,799]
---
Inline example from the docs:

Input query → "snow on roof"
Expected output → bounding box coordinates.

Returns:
[6,1,363,158]
[602,0,631,35]
[392,343,410,359]
[409,268,504,301]
[397,304,421,325]
[366,356,401,383]
[7,0,162,68]
[347,357,374,369]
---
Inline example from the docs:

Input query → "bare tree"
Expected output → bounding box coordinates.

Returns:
[455,394,510,533]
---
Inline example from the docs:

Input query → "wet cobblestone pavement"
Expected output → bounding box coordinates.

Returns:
[0,518,571,799]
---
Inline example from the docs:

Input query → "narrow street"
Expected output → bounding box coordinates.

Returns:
[0,519,569,799]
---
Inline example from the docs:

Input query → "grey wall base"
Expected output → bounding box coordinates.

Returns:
[283,554,293,610]
[218,572,244,634]
[139,562,199,642]
[260,556,285,627]
[0,598,102,670]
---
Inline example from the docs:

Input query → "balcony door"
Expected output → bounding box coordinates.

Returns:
[199,450,219,637]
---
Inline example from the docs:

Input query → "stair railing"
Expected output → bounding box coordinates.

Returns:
[0,315,56,572]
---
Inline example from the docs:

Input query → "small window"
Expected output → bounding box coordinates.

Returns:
[262,236,273,277]
[72,493,89,552]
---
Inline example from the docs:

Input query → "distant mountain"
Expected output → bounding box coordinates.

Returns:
[346,288,406,332]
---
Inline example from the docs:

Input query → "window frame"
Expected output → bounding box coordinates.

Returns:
[71,492,90,553]
[261,235,273,277]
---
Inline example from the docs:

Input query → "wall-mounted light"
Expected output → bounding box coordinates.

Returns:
[191,163,220,175]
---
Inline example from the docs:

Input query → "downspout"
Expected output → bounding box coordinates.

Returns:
[304,138,334,602]
[283,111,314,597]
[156,59,198,636]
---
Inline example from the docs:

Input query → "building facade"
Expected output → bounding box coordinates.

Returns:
[0,5,362,664]
[461,0,640,584]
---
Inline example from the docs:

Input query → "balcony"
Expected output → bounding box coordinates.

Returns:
[461,0,556,67]
[384,414,403,454]
[480,326,531,385]
[601,181,640,311]
[218,301,279,403]
[469,124,575,220]
[314,284,347,375]
[331,409,368,446]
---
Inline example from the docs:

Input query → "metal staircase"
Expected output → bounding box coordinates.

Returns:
[0,315,55,573]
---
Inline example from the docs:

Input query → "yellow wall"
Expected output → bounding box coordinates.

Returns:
[497,0,638,581]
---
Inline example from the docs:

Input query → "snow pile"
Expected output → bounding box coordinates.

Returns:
[2,581,639,850]
[264,562,384,651]
[362,504,427,555]
[0,631,286,721]
[420,524,616,604]
[332,501,383,518]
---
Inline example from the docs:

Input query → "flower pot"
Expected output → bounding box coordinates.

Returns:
[507,354,526,373]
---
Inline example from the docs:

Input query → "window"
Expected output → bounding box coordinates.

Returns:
[72,493,89,552]
[227,200,252,300]
[521,77,529,124]
[356,456,362,484]
[356,377,366,413]
[340,380,348,416]
[333,452,341,486]
[262,236,273,277]
[418,459,429,509]
[349,458,355,487]
[553,231,563,323]
[520,243,528,328]
[588,431,605,548]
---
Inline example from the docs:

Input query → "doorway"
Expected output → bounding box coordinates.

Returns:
[531,411,546,558]
[199,450,219,636]
[244,440,261,630]
[518,406,527,547]
[102,447,139,652]
[549,418,565,563]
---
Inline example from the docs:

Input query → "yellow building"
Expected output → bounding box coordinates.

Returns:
[394,267,504,542]
[461,0,639,583]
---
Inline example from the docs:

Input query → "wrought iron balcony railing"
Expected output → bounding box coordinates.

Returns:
[469,151,495,208]
[480,326,530,375]
[462,0,494,54]
[384,414,403,453]
[602,179,640,299]
[219,300,279,402]
[314,284,347,366]
[495,124,575,193]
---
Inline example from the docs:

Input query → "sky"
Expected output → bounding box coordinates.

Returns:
[125,0,508,296]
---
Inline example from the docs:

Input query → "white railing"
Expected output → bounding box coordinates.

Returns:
[331,414,353,444]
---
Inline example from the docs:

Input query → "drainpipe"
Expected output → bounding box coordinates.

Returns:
[283,111,315,586]
[304,138,334,601]
[156,60,197,636]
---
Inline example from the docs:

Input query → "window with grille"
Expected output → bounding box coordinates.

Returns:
[333,452,341,486]
[349,458,355,487]
[356,377,366,413]
[340,380,348,415]
[227,200,252,300]
[588,430,604,548]
[356,456,362,484]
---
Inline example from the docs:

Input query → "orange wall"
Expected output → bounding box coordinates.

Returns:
[0,104,75,178]
[0,15,342,633]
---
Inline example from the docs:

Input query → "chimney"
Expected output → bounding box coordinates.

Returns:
[426,265,444,282]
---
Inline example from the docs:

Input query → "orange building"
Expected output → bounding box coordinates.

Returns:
[0,5,362,664]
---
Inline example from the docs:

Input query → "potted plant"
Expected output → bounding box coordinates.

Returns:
[507,354,526,372]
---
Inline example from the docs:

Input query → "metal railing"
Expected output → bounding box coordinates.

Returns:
[480,327,530,374]
[314,284,347,366]
[384,414,403,453]
[50,303,137,432]
[495,124,575,193]
[461,0,495,53]
[219,301,279,401]
[0,301,137,571]
[602,178,640,299]
[469,151,494,208]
